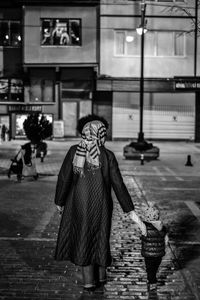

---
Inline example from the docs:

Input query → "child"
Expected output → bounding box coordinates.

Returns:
[140,202,169,291]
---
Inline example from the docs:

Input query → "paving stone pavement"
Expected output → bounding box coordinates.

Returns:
[0,140,200,300]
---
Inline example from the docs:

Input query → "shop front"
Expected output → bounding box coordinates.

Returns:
[8,104,53,139]
[59,67,94,137]
[97,77,197,140]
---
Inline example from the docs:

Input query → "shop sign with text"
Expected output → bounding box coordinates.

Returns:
[174,77,200,91]
[8,105,42,112]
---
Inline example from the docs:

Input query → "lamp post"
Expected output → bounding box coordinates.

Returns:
[123,0,159,159]
[137,0,146,144]
[194,0,198,77]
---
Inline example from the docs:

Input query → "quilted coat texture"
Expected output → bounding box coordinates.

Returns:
[141,222,167,258]
[54,145,134,266]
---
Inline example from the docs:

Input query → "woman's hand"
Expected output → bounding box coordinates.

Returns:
[129,210,147,236]
[56,205,64,215]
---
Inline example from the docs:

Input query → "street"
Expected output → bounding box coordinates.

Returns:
[0,140,200,300]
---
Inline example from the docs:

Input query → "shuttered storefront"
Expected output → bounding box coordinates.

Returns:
[112,92,195,140]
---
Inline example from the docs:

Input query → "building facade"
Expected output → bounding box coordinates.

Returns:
[0,0,199,140]
[97,0,200,140]
[0,0,101,139]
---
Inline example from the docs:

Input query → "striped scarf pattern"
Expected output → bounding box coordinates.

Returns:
[73,120,107,175]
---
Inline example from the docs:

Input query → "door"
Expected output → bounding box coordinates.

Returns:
[62,102,77,136]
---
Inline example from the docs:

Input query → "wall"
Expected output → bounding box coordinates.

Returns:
[100,0,199,78]
[24,6,97,64]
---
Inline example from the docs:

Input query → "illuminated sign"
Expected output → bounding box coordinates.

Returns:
[174,77,200,90]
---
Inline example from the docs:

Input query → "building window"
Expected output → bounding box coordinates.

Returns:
[174,32,184,56]
[41,18,81,46]
[16,113,53,136]
[29,69,55,102]
[0,79,23,101]
[115,31,126,55]
[157,32,173,56]
[30,78,54,102]
[0,21,21,47]
[115,30,184,57]
[127,31,140,56]
[157,32,184,56]
[144,31,155,56]
[61,80,92,99]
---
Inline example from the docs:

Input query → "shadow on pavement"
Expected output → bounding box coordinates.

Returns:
[76,289,106,300]
[169,214,200,270]
[0,212,31,237]
[148,290,159,300]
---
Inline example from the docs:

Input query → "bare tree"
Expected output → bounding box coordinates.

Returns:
[161,0,200,35]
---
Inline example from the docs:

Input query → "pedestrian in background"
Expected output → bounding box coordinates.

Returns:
[139,202,169,292]
[1,124,6,141]
[54,118,146,293]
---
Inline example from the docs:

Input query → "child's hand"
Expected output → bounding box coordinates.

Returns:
[129,210,147,236]
[56,205,64,215]
[165,234,169,246]
[139,222,147,236]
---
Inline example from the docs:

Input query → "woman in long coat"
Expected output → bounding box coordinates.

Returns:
[54,120,146,291]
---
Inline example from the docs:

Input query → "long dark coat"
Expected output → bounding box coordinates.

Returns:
[54,145,134,267]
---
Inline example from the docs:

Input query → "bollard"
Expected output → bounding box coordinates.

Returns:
[140,153,144,165]
[40,151,44,163]
[185,154,193,166]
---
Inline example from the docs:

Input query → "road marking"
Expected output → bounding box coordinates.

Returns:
[153,166,166,181]
[153,187,200,191]
[164,167,184,181]
[185,201,200,220]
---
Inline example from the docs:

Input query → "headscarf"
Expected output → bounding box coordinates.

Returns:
[72,120,107,175]
[143,202,160,222]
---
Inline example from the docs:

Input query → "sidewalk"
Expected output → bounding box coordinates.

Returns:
[1,139,200,175]
[0,140,200,299]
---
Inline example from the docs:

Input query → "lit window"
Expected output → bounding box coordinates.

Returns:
[126,31,140,56]
[115,31,140,56]
[30,69,54,102]
[115,30,184,57]
[0,22,9,46]
[0,21,21,47]
[10,22,21,46]
[41,18,81,46]
[0,79,23,102]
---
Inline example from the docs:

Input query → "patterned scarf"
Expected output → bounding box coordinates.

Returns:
[73,120,107,175]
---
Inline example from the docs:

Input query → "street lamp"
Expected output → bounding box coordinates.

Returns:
[137,0,146,144]
[123,0,159,160]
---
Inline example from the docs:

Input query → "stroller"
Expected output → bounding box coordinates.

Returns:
[8,144,38,182]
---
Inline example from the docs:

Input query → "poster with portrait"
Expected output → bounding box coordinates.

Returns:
[41,18,81,46]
